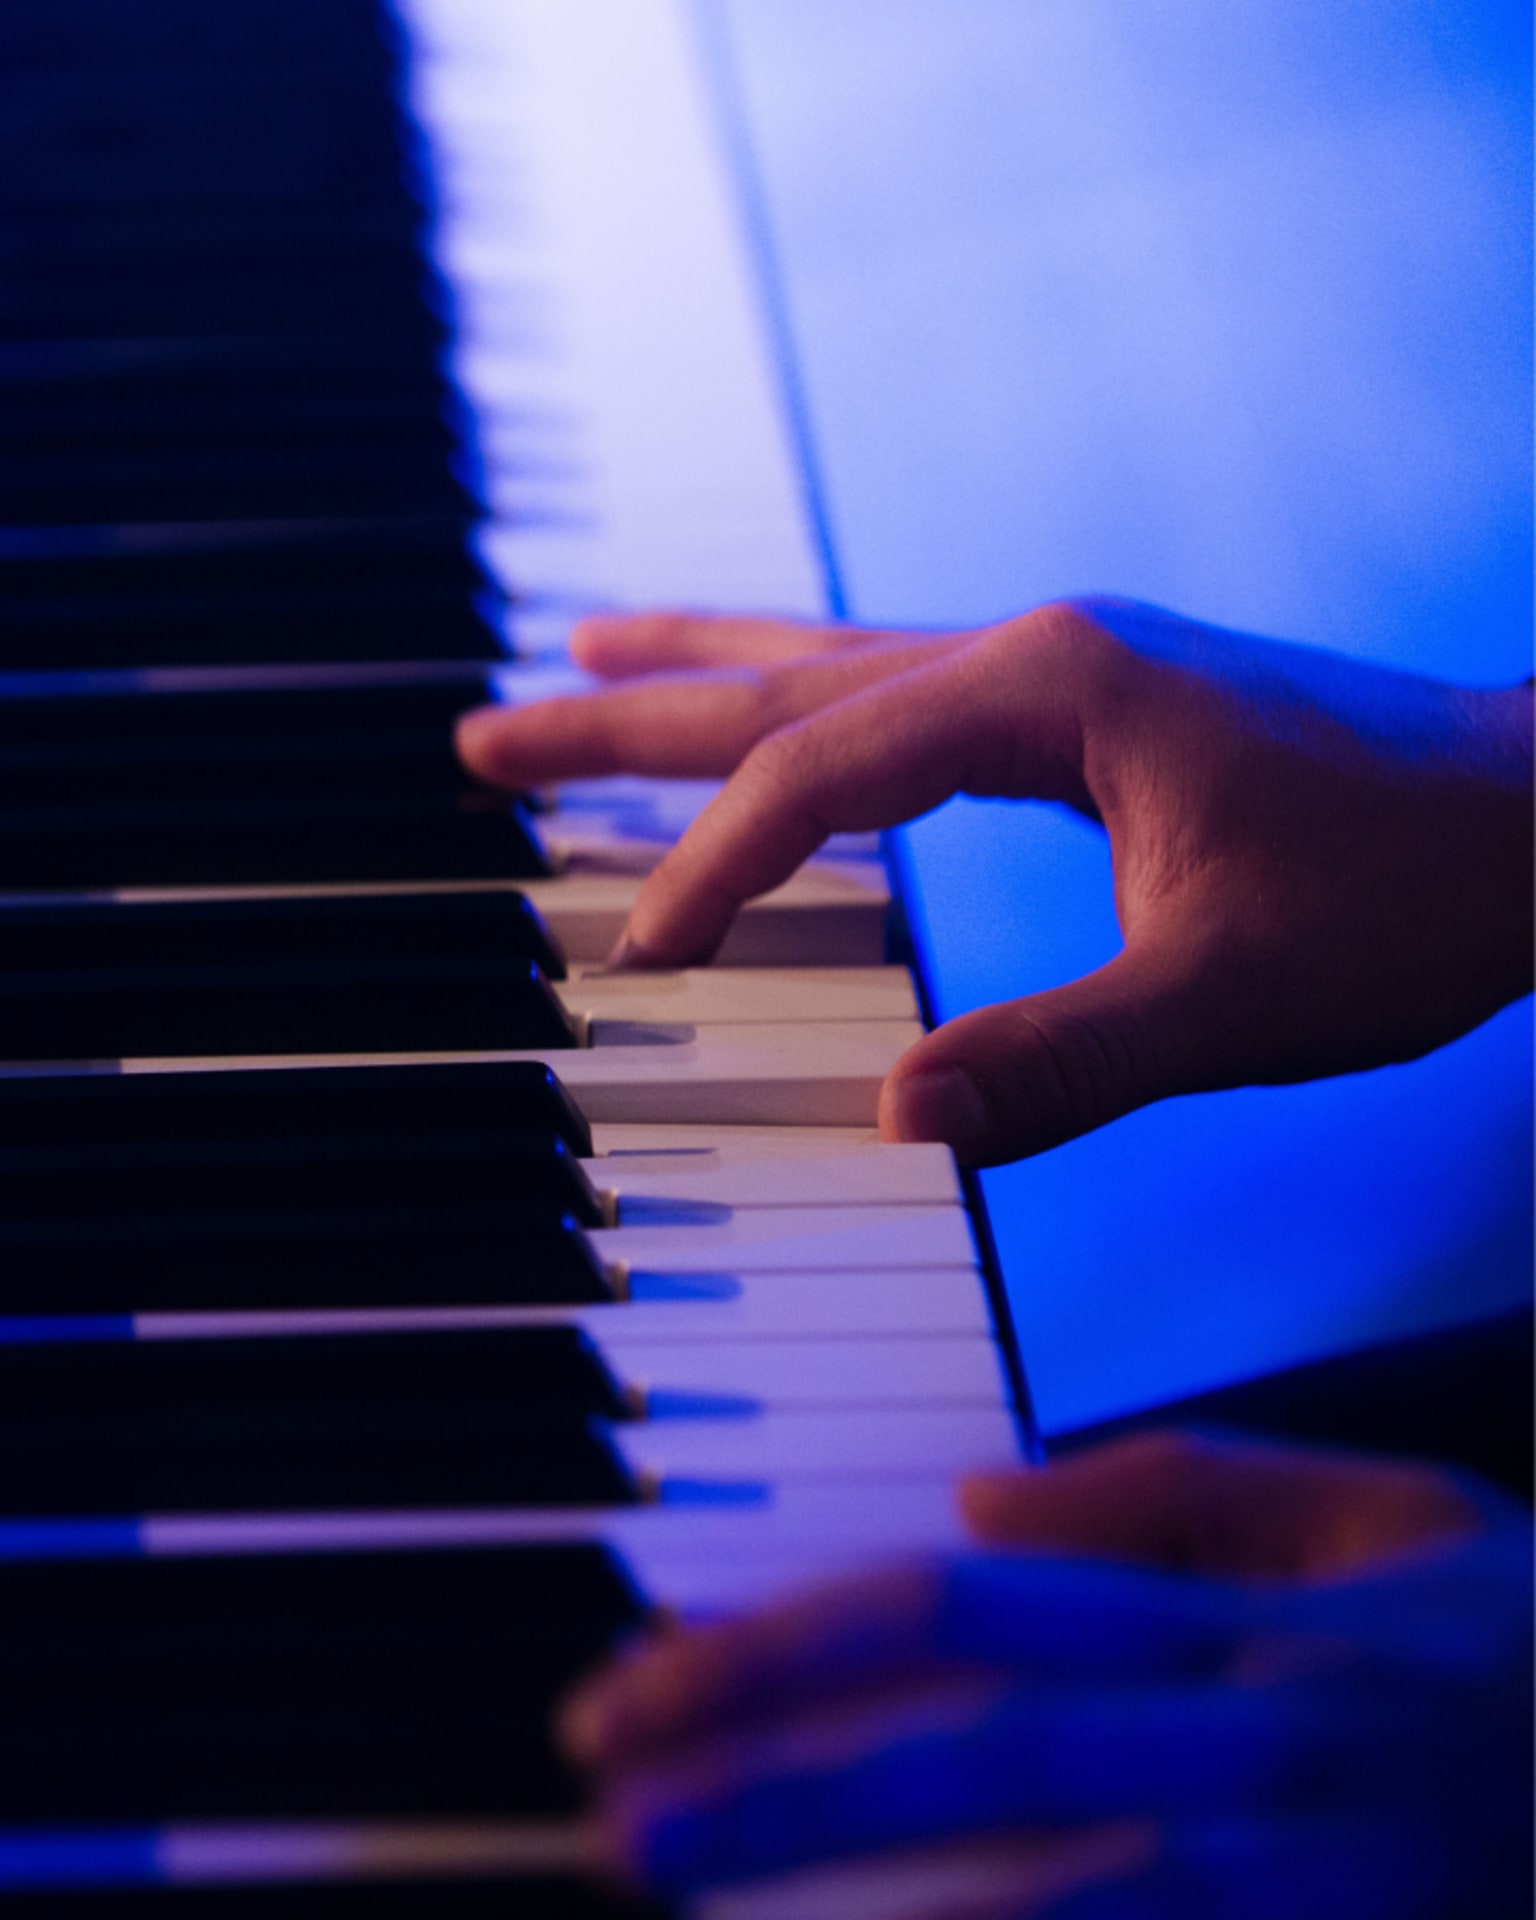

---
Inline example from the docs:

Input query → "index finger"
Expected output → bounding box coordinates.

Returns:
[617,629,1087,964]
[455,633,960,791]
[571,611,896,679]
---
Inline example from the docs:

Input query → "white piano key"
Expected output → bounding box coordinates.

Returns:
[137,1268,991,1345]
[614,1407,1020,1483]
[589,1130,963,1209]
[607,1335,1011,1408]
[140,1482,973,1563]
[522,857,891,966]
[158,1820,600,1887]
[398,0,829,617]
[592,1204,976,1273]
[557,965,918,1027]
[118,1022,921,1127]
[646,1552,916,1619]
[598,1268,992,1341]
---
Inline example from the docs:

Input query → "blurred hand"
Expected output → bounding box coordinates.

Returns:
[560,1430,1533,1917]
[458,601,1533,1165]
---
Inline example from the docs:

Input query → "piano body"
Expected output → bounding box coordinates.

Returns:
[0,1,1029,1912]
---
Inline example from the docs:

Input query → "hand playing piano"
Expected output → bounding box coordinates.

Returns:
[558,1430,1534,1916]
[457,599,1534,1165]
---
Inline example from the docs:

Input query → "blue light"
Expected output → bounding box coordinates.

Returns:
[0,1832,159,1890]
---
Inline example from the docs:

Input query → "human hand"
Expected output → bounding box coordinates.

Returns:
[559,1430,1533,1917]
[457,601,1533,1164]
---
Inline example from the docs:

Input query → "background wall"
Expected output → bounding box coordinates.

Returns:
[716,0,1533,1432]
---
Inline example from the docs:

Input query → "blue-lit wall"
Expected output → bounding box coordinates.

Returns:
[720,0,1533,1433]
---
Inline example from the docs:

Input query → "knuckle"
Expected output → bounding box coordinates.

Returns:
[744,717,822,795]
[971,599,1136,705]
[753,665,811,737]
[1040,598,1139,692]
[1113,1427,1210,1482]
[999,1000,1147,1139]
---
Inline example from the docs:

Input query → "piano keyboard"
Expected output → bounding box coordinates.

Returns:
[2,0,1028,1910]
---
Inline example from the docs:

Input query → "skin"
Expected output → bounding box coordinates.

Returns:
[457,600,1534,1909]
[559,1432,1534,1916]
[457,598,1533,1166]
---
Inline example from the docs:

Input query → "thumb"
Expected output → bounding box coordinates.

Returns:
[879,948,1192,1165]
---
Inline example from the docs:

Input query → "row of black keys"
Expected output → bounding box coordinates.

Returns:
[0,1063,662,1840]
[3,0,461,497]
[0,1063,666,1851]
[1,892,578,1056]
[0,1544,646,1826]
[6,0,505,688]
[11,2,669,1904]
[0,1061,621,1309]
[0,679,549,885]
[0,1324,638,1512]
[0,506,505,667]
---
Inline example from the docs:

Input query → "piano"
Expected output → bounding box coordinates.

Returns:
[0,0,1030,1912]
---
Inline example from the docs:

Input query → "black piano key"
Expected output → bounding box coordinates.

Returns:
[0,738,503,808]
[0,502,491,602]
[0,677,498,747]
[0,682,513,798]
[0,681,550,880]
[0,342,456,455]
[4,438,476,528]
[0,1546,648,1819]
[0,1211,613,1312]
[0,1326,633,1421]
[0,891,565,984]
[0,1412,636,1514]
[0,1132,605,1228]
[0,714,497,806]
[0,952,577,1057]
[0,796,550,887]
[0,510,506,667]
[0,1328,639,1513]
[0,1061,595,1157]
[0,226,436,331]
[0,0,406,81]
[0,17,417,221]
[0,590,501,669]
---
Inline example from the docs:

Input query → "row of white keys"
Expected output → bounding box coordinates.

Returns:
[396,2,1021,1904]
[110,966,919,1126]
[115,1025,910,1127]
[398,0,829,623]
[96,965,1017,1555]
[5,964,1016,1597]
[128,1110,1015,1571]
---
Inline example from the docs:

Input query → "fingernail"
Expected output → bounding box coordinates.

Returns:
[604,931,650,970]
[890,1068,990,1160]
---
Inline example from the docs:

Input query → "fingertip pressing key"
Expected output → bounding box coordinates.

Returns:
[605,929,665,971]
